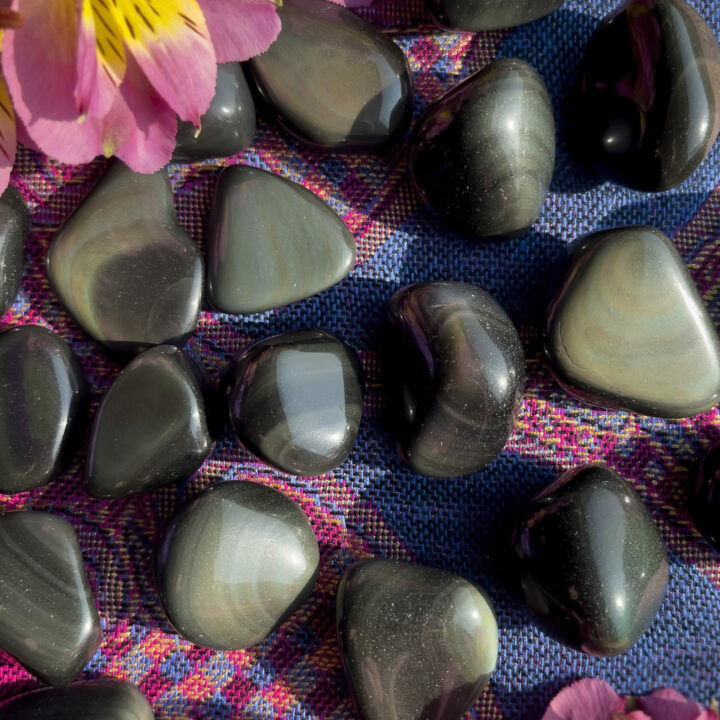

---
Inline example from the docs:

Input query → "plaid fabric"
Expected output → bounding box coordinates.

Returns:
[3,1,720,718]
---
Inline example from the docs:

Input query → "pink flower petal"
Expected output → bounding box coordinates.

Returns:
[4,0,101,164]
[198,0,281,62]
[115,0,216,126]
[636,688,705,720]
[0,70,16,194]
[542,679,624,720]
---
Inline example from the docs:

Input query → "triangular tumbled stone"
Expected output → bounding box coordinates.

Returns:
[47,161,203,354]
[207,165,356,314]
[0,511,101,685]
[86,345,215,498]
[336,559,498,720]
[545,226,720,417]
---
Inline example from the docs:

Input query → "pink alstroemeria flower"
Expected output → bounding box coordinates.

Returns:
[542,678,719,720]
[0,0,370,188]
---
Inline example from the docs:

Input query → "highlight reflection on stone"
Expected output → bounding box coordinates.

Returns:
[545,226,720,417]
[47,161,204,354]
[336,559,498,720]
[0,186,29,315]
[227,329,364,476]
[0,325,87,494]
[689,444,720,552]
[574,0,720,191]
[173,63,256,162]
[0,680,154,719]
[86,345,215,498]
[207,166,356,314]
[427,0,563,31]
[510,464,668,657]
[410,58,554,237]
[384,282,525,477]
[248,0,413,150]
[0,511,101,685]
[156,481,319,649]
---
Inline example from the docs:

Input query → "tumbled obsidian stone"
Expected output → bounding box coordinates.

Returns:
[86,345,215,498]
[207,165,356,314]
[410,58,554,237]
[156,481,319,649]
[427,0,564,31]
[248,0,413,151]
[383,282,525,477]
[227,329,364,475]
[173,63,256,162]
[689,444,720,552]
[545,226,720,417]
[47,161,204,354]
[336,559,498,720]
[0,680,154,719]
[511,464,668,656]
[0,325,87,494]
[574,0,720,191]
[0,186,29,315]
[0,511,101,685]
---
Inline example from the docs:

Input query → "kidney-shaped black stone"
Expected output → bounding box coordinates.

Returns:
[510,464,668,656]
[383,282,525,477]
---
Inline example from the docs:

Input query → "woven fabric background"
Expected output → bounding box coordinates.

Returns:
[2,0,720,717]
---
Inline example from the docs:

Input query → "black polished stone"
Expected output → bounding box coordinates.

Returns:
[227,329,364,476]
[86,345,215,498]
[0,511,101,685]
[545,226,720,418]
[0,186,29,315]
[173,63,256,162]
[47,161,204,354]
[336,559,498,720]
[0,680,154,719]
[427,0,563,31]
[510,464,668,656]
[0,325,87,494]
[156,481,319,649]
[410,58,555,237]
[689,444,720,552]
[383,282,525,477]
[573,0,720,191]
[248,0,413,151]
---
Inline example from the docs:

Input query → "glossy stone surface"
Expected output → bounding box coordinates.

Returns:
[0,680,154,719]
[207,166,356,314]
[384,282,525,477]
[0,511,101,685]
[248,0,413,151]
[545,226,720,418]
[689,444,720,552]
[410,58,554,237]
[336,559,498,720]
[47,161,203,354]
[227,329,364,475]
[173,63,256,162]
[427,0,563,31]
[511,464,668,656]
[156,481,319,649]
[0,325,87,493]
[86,345,214,498]
[574,0,720,191]
[0,186,29,314]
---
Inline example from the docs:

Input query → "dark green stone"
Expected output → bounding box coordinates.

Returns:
[156,481,319,649]
[248,0,413,151]
[227,329,364,476]
[510,464,668,656]
[0,511,101,685]
[0,680,154,719]
[427,0,564,31]
[336,559,498,720]
[0,186,29,315]
[0,325,87,493]
[86,345,215,498]
[207,165,356,314]
[47,161,204,355]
